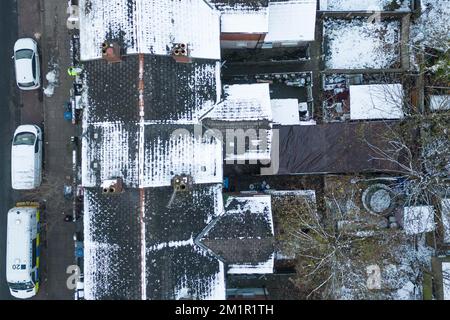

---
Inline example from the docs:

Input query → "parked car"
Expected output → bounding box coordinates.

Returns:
[11,125,43,190]
[13,38,41,90]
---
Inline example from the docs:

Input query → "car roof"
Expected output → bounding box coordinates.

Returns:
[14,38,37,52]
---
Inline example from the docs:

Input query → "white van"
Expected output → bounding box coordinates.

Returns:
[6,203,41,299]
[11,125,43,190]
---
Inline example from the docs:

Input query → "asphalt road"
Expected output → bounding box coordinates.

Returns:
[0,0,19,300]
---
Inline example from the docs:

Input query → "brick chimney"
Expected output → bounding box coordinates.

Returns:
[171,43,192,64]
[102,42,122,63]
[101,178,124,194]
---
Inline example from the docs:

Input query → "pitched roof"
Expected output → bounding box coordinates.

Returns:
[82,123,223,188]
[202,83,273,162]
[200,195,275,274]
[83,188,142,300]
[144,184,226,299]
[82,56,220,124]
[84,184,227,300]
[79,0,221,61]
[209,0,269,10]
[80,0,281,300]
[205,83,272,122]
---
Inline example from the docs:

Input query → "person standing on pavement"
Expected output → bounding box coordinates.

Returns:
[67,66,83,77]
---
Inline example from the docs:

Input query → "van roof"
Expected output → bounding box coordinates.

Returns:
[11,145,36,189]
[6,207,36,283]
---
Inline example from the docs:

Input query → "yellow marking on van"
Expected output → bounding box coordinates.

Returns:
[36,233,40,246]
[36,256,40,268]
[15,202,40,208]
[36,209,40,222]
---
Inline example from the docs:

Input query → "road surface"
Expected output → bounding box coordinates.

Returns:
[0,0,19,300]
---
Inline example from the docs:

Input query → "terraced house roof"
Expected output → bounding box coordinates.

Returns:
[79,0,221,61]
[80,0,275,300]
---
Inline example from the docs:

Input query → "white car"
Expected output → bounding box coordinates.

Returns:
[13,38,41,90]
[11,125,43,190]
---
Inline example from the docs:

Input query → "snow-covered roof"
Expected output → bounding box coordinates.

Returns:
[211,0,269,33]
[319,0,411,12]
[200,194,275,275]
[79,0,221,61]
[220,8,269,33]
[441,199,450,244]
[403,206,436,235]
[84,184,227,300]
[228,255,274,274]
[430,95,450,112]
[350,84,404,120]
[265,0,317,42]
[82,123,223,188]
[83,56,221,124]
[203,83,273,162]
[271,99,301,125]
[443,262,450,300]
[206,83,272,121]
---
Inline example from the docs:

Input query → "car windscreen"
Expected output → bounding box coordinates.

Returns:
[15,49,33,60]
[13,132,36,146]
[19,81,35,88]
[8,282,33,291]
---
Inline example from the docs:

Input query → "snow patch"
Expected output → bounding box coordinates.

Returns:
[324,18,401,69]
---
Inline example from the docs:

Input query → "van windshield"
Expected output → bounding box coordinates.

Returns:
[13,132,36,146]
[8,282,34,291]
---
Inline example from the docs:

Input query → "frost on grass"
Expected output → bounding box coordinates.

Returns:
[324,18,401,69]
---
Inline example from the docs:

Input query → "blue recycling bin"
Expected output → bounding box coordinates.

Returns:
[64,111,73,121]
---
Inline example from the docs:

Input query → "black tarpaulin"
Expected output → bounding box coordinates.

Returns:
[276,121,404,175]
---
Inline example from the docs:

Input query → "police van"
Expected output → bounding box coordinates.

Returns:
[6,202,41,299]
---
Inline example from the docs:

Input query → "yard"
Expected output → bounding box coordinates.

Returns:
[273,175,434,299]
[323,18,401,69]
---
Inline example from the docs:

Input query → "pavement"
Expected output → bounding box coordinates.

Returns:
[35,0,78,300]
[0,0,77,300]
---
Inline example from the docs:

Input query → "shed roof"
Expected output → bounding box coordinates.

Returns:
[265,0,317,42]
[350,84,404,120]
[275,122,407,175]
[443,262,450,300]
[210,1,269,34]
[403,206,436,235]
[271,99,301,125]
[430,95,450,112]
